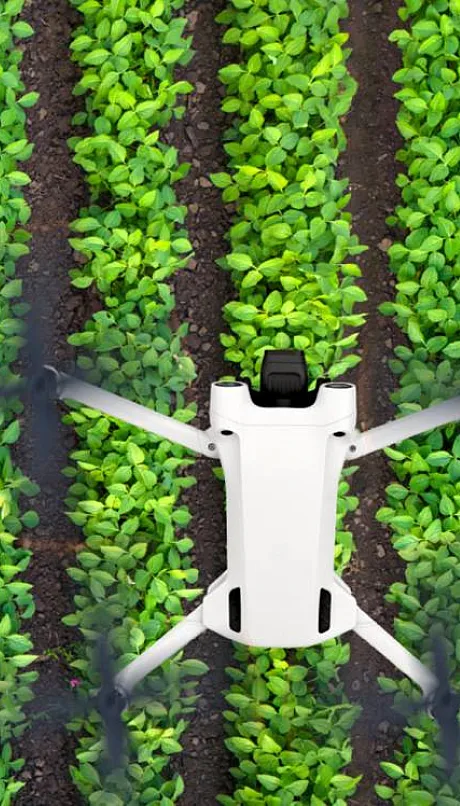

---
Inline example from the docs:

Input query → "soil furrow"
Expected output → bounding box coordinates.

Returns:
[164,0,238,802]
[12,2,89,804]
[338,1,410,802]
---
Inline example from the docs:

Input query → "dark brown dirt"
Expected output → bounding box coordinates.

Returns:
[338,1,410,803]
[11,1,89,804]
[165,0,237,802]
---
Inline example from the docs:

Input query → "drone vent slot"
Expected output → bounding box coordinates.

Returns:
[318,589,331,634]
[229,588,241,633]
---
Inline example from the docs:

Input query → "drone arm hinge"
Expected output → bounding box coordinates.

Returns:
[49,369,217,458]
[114,604,206,697]
[346,396,460,461]
[354,607,437,699]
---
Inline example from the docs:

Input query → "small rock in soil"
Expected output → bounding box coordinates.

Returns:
[378,237,392,251]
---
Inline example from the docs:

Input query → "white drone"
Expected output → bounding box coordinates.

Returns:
[39,349,460,768]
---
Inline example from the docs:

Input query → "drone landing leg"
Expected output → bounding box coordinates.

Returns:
[114,604,206,697]
[354,607,437,699]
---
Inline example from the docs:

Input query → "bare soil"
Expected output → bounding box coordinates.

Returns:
[12,1,90,804]
[338,1,411,803]
[166,0,237,801]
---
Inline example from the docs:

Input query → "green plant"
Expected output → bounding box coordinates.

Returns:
[62,0,211,802]
[0,0,39,803]
[214,0,368,802]
[217,643,362,806]
[213,0,368,392]
[374,0,460,802]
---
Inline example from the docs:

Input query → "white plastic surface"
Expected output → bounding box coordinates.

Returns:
[348,395,460,460]
[355,607,437,698]
[114,605,205,695]
[202,380,359,647]
[53,370,215,457]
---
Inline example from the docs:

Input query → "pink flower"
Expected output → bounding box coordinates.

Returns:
[70,678,81,688]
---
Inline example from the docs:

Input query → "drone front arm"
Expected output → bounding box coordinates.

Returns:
[354,607,437,699]
[48,369,216,458]
[346,395,460,460]
[114,604,206,697]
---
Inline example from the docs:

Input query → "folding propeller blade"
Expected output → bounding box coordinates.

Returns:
[25,634,131,776]
[0,304,61,483]
[432,632,450,691]
[92,632,129,774]
[428,630,460,777]
[351,625,460,778]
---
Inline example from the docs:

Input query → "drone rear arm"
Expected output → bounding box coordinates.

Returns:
[346,395,460,460]
[114,604,206,697]
[48,369,216,458]
[354,607,437,698]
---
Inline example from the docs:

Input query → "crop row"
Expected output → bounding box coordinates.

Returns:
[212,0,369,803]
[59,0,211,803]
[373,0,460,804]
[0,2,41,804]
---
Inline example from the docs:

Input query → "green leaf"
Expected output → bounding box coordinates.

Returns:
[395,619,425,643]
[161,738,182,754]
[12,21,34,38]
[267,676,289,697]
[210,172,232,188]
[226,736,255,754]
[180,659,209,675]
[10,654,38,668]
[0,279,22,298]
[172,238,192,253]
[380,762,404,779]
[286,780,309,796]
[138,190,157,208]
[375,784,394,800]
[21,511,39,528]
[443,342,460,359]
[404,793,434,806]
[256,775,280,791]
[127,443,144,465]
[0,614,12,636]
[311,43,342,78]
[83,49,110,66]
[259,733,281,753]
[1,420,20,444]
[4,0,24,14]
[265,223,291,240]
[227,253,252,270]
[7,171,31,186]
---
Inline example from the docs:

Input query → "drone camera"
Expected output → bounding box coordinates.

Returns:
[248,349,319,408]
[261,350,307,394]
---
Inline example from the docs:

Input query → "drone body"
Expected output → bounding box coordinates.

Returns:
[202,376,358,648]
